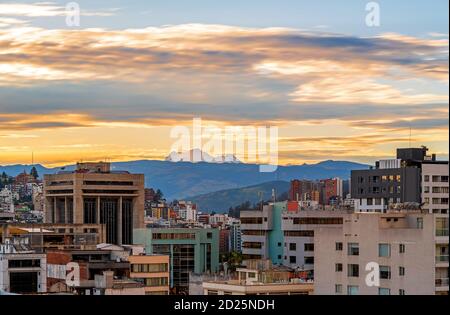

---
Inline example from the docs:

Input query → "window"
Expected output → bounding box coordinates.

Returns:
[289,256,297,264]
[348,264,359,277]
[378,244,391,257]
[424,175,430,182]
[347,243,359,256]
[378,288,391,295]
[335,263,343,272]
[436,217,449,236]
[399,244,406,254]
[347,285,359,295]
[424,186,430,193]
[399,289,406,295]
[380,266,391,280]
[277,242,282,247]
[304,257,314,264]
[399,266,405,276]
[417,218,423,229]
[432,176,440,182]
[289,243,296,251]
[336,242,343,251]
[132,263,168,273]
[304,243,314,252]
[367,198,373,206]
[207,232,212,239]
[335,284,343,294]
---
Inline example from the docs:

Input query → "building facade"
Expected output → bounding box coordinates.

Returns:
[421,162,449,214]
[43,162,145,245]
[133,227,219,294]
[314,211,449,295]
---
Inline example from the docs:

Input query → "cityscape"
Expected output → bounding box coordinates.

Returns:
[0,0,449,303]
[0,146,448,296]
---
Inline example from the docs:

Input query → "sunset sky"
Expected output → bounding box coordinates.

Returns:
[0,0,448,167]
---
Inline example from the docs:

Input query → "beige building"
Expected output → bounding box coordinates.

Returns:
[314,211,449,295]
[422,162,449,214]
[202,259,313,295]
[44,162,145,245]
[128,254,170,295]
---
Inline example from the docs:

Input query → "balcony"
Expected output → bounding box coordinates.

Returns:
[436,255,449,263]
[435,278,449,287]
[436,229,449,237]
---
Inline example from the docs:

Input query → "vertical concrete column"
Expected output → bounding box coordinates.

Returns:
[96,196,101,224]
[53,197,58,223]
[118,196,123,245]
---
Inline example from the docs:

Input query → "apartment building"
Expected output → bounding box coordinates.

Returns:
[202,259,313,295]
[241,201,349,273]
[43,162,145,245]
[229,222,242,253]
[351,147,446,213]
[422,162,449,214]
[133,227,219,294]
[0,237,47,294]
[128,254,170,295]
[314,211,449,295]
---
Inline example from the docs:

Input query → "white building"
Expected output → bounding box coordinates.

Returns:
[0,187,17,213]
[0,237,47,294]
[314,211,449,295]
[422,162,449,214]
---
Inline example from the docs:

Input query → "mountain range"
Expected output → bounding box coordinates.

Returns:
[0,158,368,201]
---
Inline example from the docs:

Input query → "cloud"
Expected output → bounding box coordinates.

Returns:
[0,2,119,17]
[0,23,447,165]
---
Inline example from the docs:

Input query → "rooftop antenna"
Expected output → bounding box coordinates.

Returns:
[409,125,412,148]
[31,151,34,165]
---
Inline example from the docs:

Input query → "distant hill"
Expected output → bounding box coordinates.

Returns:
[187,180,290,213]
[0,159,369,200]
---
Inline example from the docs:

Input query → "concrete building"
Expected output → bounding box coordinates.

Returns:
[351,147,447,213]
[43,162,145,245]
[0,237,47,294]
[229,222,242,253]
[0,223,106,252]
[241,201,348,274]
[202,260,313,295]
[422,162,449,214]
[314,211,449,295]
[133,227,220,294]
[128,254,170,295]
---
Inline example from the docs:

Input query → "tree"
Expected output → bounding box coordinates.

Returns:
[154,189,164,201]
[30,166,39,180]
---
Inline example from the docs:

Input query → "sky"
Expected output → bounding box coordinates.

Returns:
[0,0,448,167]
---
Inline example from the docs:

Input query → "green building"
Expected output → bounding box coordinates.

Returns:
[133,227,219,294]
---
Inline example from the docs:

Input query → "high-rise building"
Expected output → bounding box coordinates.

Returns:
[133,227,219,295]
[43,162,145,245]
[351,147,447,213]
[229,222,242,253]
[314,211,449,295]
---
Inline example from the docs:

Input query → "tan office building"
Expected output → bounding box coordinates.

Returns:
[314,211,449,295]
[44,162,145,245]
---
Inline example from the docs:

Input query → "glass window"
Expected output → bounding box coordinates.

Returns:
[348,264,359,277]
[347,285,359,295]
[399,244,406,253]
[289,256,296,264]
[399,289,405,295]
[335,263,343,272]
[378,288,391,295]
[347,243,359,256]
[424,175,430,182]
[379,244,391,257]
[399,266,405,276]
[417,218,423,229]
[289,243,296,251]
[380,266,391,280]
[335,284,343,294]
[335,242,343,251]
